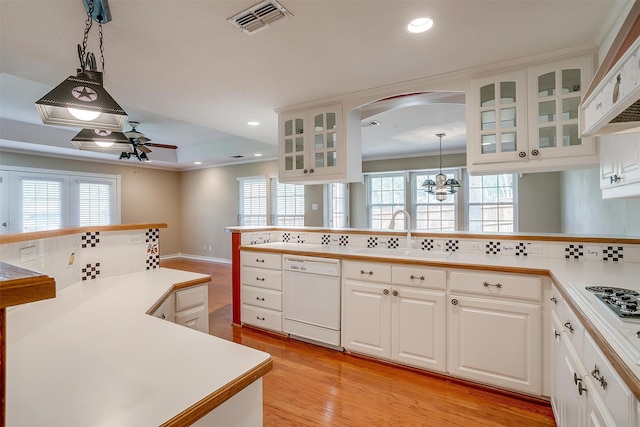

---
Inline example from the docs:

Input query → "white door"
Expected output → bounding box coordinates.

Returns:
[342,280,390,359]
[447,294,541,395]
[391,286,446,372]
[284,271,340,329]
[560,335,586,427]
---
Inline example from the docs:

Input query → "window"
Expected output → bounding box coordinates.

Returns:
[367,173,406,229]
[467,173,517,232]
[324,182,349,228]
[413,171,457,231]
[1,167,120,233]
[272,179,305,226]
[237,176,268,226]
[237,175,305,226]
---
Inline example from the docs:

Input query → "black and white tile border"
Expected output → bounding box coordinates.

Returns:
[81,263,100,280]
[446,239,459,253]
[367,236,378,248]
[515,242,528,257]
[422,239,434,251]
[339,235,349,246]
[321,234,331,245]
[387,237,399,249]
[565,244,584,260]
[145,228,159,243]
[282,232,291,243]
[81,232,100,248]
[603,246,624,262]
[146,254,160,270]
[486,241,500,255]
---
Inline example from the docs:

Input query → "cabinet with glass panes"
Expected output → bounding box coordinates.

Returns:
[278,103,361,183]
[467,55,597,174]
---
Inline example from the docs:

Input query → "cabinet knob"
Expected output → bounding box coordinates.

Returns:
[564,321,574,333]
[392,290,399,297]
[518,151,527,158]
[303,169,308,174]
[483,281,502,289]
[554,330,560,339]
[309,168,314,173]
[160,313,166,320]
[610,174,622,184]
[451,298,459,305]
[383,289,389,295]
[550,297,558,304]
[360,270,374,275]
[531,149,540,157]
[410,274,425,281]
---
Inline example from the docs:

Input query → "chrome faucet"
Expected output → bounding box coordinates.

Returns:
[389,209,412,249]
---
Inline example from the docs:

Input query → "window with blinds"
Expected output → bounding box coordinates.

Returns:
[413,171,457,231]
[21,179,63,232]
[79,182,112,226]
[325,182,349,228]
[272,179,305,226]
[468,173,517,232]
[238,176,268,226]
[367,173,406,229]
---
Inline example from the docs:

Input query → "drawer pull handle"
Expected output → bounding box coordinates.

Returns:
[392,290,399,297]
[256,316,265,321]
[554,330,560,339]
[256,297,265,301]
[256,277,265,281]
[360,270,374,275]
[383,289,389,295]
[256,259,265,263]
[483,281,502,289]
[160,313,166,320]
[564,321,574,333]
[550,297,558,304]
[410,274,425,281]
[591,366,607,390]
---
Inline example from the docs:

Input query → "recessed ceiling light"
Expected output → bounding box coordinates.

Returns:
[194,161,202,165]
[247,121,260,126]
[406,17,435,34]
[254,153,263,157]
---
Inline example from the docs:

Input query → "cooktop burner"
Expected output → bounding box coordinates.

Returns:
[585,286,640,320]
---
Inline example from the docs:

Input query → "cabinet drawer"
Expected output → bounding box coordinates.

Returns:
[242,266,282,291]
[583,332,635,427]
[449,271,541,301]
[343,261,391,283]
[175,285,206,312]
[391,265,446,289]
[241,251,282,270]
[550,285,563,319]
[242,304,282,332]
[561,300,584,355]
[242,285,282,311]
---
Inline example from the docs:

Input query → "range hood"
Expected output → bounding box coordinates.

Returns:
[580,3,640,137]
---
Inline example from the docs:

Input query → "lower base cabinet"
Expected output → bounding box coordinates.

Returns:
[175,284,209,334]
[342,279,446,372]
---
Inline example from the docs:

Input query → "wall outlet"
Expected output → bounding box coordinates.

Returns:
[208,245,213,251]
[203,244,207,250]
[527,243,544,254]
[19,245,37,262]
[128,234,144,245]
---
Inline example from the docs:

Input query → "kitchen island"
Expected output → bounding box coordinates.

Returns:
[6,268,272,426]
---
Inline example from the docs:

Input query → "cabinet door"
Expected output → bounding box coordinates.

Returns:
[341,280,391,359]
[550,315,563,426]
[391,286,445,372]
[559,334,586,427]
[528,56,596,160]
[447,294,541,395]
[175,304,208,334]
[279,111,308,179]
[467,69,528,167]
[307,104,343,179]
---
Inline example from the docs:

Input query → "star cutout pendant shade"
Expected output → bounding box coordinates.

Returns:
[35,70,128,131]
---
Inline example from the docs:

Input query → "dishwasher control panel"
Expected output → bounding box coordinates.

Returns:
[283,256,340,277]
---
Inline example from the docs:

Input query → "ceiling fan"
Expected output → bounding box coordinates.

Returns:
[120,121,178,162]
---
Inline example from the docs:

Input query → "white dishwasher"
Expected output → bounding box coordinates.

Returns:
[283,255,342,349]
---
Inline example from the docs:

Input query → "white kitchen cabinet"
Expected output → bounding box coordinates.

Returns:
[447,270,542,395]
[341,261,446,372]
[174,284,208,334]
[600,132,640,199]
[467,55,597,174]
[277,103,362,184]
[241,251,283,332]
[152,293,175,323]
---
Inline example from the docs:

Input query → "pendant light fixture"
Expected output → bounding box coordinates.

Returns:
[35,0,127,131]
[422,133,461,202]
[71,128,129,150]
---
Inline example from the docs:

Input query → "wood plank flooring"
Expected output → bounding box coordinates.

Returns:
[161,258,556,427]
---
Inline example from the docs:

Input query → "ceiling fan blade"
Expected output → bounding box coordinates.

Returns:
[138,136,152,143]
[145,142,178,150]
[138,145,152,154]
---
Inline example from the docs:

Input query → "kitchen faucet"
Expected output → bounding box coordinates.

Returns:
[388,209,413,249]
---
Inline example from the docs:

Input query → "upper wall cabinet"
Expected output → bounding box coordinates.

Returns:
[278,103,362,184]
[467,56,597,174]
[600,132,640,199]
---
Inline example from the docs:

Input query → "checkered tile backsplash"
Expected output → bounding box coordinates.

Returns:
[81,263,100,280]
[603,246,623,262]
[81,232,100,248]
[565,244,584,260]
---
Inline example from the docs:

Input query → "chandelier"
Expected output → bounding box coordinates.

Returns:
[35,0,127,131]
[422,133,461,202]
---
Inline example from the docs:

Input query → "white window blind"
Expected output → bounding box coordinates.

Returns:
[271,179,305,226]
[79,182,111,226]
[238,176,268,226]
[367,173,406,229]
[21,179,63,232]
[325,182,348,228]
[467,173,517,232]
[413,171,457,231]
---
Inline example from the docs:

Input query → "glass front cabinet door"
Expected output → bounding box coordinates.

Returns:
[527,56,595,160]
[279,104,343,182]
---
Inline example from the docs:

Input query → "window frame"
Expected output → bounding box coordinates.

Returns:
[324,182,349,228]
[465,171,518,233]
[366,172,408,230]
[237,175,269,226]
[237,175,306,227]
[411,170,459,231]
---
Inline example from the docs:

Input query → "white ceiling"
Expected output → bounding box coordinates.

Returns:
[0,0,626,170]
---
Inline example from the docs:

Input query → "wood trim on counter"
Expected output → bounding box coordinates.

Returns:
[159,358,273,427]
[0,223,168,245]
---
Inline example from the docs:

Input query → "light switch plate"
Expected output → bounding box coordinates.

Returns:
[19,245,37,262]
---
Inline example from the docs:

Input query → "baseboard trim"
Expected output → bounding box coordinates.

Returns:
[160,253,231,264]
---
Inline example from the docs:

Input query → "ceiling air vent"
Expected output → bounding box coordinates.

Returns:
[228,0,292,35]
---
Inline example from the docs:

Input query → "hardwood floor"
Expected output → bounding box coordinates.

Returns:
[161,258,556,426]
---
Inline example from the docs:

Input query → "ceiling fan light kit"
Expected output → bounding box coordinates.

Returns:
[422,133,461,202]
[71,128,130,151]
[35,0,127,131]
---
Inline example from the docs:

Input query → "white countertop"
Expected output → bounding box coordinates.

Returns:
[7,268,271,427]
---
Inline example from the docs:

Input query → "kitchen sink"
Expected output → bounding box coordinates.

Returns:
[355,247,453,260]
